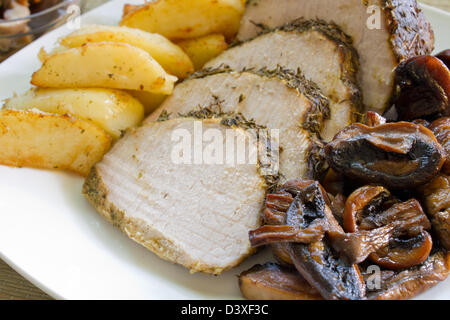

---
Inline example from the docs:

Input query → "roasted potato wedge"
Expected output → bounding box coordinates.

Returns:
[177,34,228,70]
[0,110,111,176]
[31,43,178,94]
[127,90,168,115]
[123,4,139,17]
[37,46,68,63]
[120,0,244,41]
[4,88,144,139]
[60,25,194,79]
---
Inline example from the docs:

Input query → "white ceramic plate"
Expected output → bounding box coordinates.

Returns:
[0,0,449,300]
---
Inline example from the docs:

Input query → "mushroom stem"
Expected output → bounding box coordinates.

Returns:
[249,224,324,247]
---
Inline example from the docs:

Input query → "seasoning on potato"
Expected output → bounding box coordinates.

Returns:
[31,43,178,94]
[0,109,111,176]
[120,0,244,41]
[176,34,228,70]
[4,88,145,140]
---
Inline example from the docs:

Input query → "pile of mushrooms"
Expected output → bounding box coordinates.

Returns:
[240,51,450,300]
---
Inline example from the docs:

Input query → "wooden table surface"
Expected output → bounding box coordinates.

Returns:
[0,0,448,301]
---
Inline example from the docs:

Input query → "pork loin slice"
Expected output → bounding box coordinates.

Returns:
[205,19,361,141]
[147,68,330,181]
[238,0,434,114]
[83,116,269,274]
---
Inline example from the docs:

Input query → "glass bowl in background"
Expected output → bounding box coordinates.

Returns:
[0,0,80,62]
[80,0,110,12]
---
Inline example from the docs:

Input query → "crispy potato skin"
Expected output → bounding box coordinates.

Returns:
[126,90,168,115]
[60,25,194,79]
[120,0,244,41]
[176,34,228,70]
[31,43,177,94]
[0,110,111,176]
[4,88,144,139]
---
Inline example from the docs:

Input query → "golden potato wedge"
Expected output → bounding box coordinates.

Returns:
[60,25,194,79]
[120,0,244,41]
[127,90,168,115]
[31,43,178,94]
[4,88,144,139]
[177,34,228,70]
[37,46,67,63]
[38,47,48,63]
[0,110,111,176]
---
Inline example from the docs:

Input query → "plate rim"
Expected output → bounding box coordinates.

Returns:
[0,1,449,300]
[421,2,450,16]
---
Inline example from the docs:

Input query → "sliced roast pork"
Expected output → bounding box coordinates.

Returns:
[83,115,274,274]
[147,67,330,181]
[238,0,434,114]
[206,19,362,141]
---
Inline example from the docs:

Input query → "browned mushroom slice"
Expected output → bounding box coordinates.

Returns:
[419,174,450,250]
[283,181,341,234]
[328,193,346,227]
[369,231,433,270]
[359,199,430,231]
[436,49,450,69]
[332,199,431,265]
[321,168,346,196]
[272,243,294,266]
[368,251,450,300]
[329,224,397,265]
[325,122,446,189]
[239,263,322,300]
[429,117,450,174]
[366,199,432,270]
[412,119,431,127]
[343,185,391,233]
[263,191,296,265]
[261,180,366,300]
[281,179,318,195]
[264,193,293,225]
[265,192,293,213]
[393,56,450,121]
[264,180,334,231]
[284,182,366,300]
[338,188,432,267]
[251,183,328,246]
[289,242,366,300]
[263,207,287,226]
